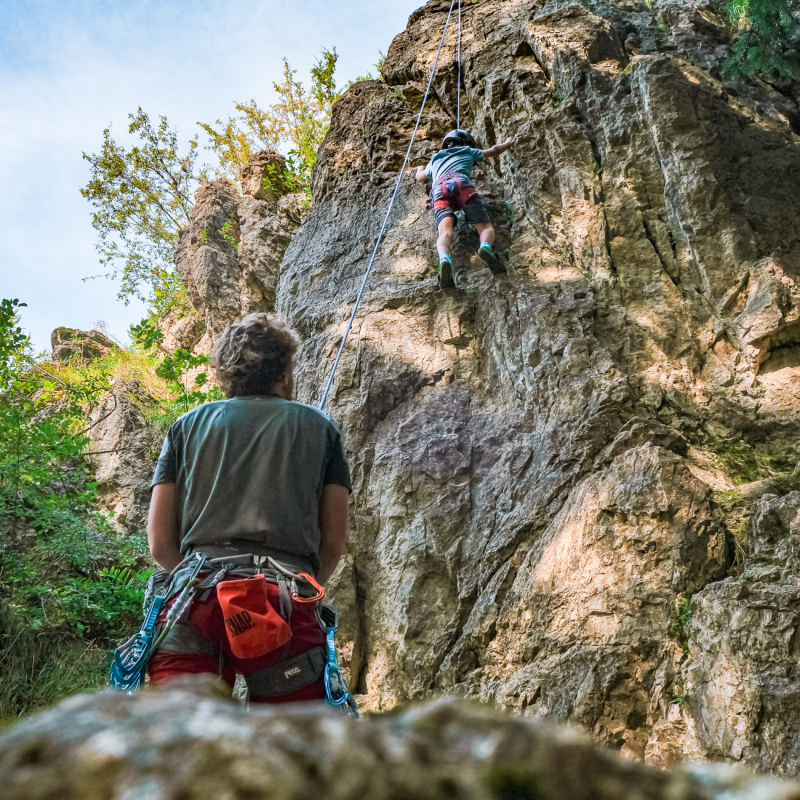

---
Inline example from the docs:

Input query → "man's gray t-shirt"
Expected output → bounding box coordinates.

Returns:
[151,396,351,572]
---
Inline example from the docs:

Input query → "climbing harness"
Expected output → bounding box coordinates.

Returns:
[110,552,358,716]
[434,173,477,208]
[318,0,463,411]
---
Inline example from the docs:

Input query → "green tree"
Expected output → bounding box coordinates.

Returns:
[200,47,341,188]
[81,109,201,309]
[723,0,800,80]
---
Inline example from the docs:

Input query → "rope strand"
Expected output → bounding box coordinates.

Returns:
[318,0,459,411]
[457,0,462,128]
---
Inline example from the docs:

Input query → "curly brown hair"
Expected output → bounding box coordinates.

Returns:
[212,313,301,398]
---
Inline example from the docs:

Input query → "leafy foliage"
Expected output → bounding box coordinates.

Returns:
[199,47,341,190]
[0,298,225,719]
[0,299,152,719]
[155,348,224,415]
[723,0,800,80]
[81,109,201,310]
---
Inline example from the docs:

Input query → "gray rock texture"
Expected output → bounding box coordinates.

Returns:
[645,492,800,775]
[174,151,311,340]
[87,380,161,534]
[2,680,799,800]
[156,306,205,355]
[155,0,800,777]
[50,327,114,363]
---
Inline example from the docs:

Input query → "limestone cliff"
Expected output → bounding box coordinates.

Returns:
[158,0,800,777]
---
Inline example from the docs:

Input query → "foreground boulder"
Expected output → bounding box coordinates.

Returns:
[1,681,798,800]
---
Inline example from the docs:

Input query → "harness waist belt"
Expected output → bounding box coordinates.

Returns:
[245,646,327,698]
[185,541,316,576]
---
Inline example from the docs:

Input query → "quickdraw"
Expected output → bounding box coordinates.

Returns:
[109,572,166,692]
[320,605,359,717]
[110,553,207,692]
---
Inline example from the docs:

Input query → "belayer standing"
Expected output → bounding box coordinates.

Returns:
[143,313,353,706]
[412,129,516,288]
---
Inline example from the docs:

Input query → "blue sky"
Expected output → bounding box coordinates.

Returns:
[0,0,422,352]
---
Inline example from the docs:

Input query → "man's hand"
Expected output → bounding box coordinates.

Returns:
[317,484,350,586]
[482,136,516,159]
[148,483,182,571]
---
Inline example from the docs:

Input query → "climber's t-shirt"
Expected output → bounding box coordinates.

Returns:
[151,396,351,574]
[425,145,484,186]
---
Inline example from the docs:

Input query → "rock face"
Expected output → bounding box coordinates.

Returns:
[2,681,800,800]
[156,306,205,355]
[50,327,114,363]
[87,381,161,534]
[170,0,800,778]
[648,491,800,776]
[174,151,311,340]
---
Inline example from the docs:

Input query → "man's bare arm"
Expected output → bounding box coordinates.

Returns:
[482,136,516,160]
[413,165,429,183]
[317,484,350,586]
[148,483,182,571]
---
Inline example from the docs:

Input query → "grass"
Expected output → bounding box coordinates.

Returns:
[0,624,111,721]
[702,435,800,489]
[670,687,688,705]
[41,348,173,406]
[0,530,151,722]
[694,434,800,569]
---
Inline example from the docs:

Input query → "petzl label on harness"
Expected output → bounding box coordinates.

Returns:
[217,575,292,659]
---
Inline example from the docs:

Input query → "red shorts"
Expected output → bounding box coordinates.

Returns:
[148,581,327,704]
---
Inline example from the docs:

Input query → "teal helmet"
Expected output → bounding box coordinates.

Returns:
[442,129,479,149]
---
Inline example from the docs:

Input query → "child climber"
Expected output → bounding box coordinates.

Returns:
[413,129,515,288]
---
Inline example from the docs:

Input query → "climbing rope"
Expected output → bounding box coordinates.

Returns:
[318,0,461,411]
[457,0,462,128]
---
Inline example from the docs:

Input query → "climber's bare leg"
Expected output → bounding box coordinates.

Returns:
[436,216,455,288]
[437,216,455,258]
[474,221,505,274]
[474,221,495,246]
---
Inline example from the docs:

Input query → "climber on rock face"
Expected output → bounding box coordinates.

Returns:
[412,129,515,289]
[146,313,351,703]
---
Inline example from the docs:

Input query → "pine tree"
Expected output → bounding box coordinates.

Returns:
[723,0,800,80]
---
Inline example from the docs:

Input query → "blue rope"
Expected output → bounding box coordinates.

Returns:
[318,0,460,411]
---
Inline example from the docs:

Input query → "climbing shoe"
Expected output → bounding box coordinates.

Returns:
[479,243,506,275]
[438,256,455,289]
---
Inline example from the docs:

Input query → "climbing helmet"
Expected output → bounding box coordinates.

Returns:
[442,129,479,149]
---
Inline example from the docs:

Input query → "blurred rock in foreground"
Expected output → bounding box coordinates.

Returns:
[1,679,798,800]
